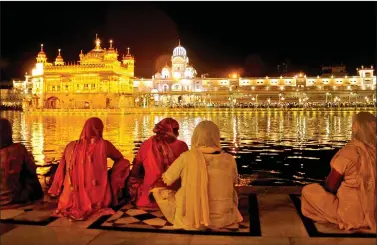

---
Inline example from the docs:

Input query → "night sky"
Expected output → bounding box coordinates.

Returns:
[1,1,376,83]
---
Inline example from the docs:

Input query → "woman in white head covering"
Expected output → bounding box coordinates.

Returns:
[151,120,243,230]
[301,111,376,232]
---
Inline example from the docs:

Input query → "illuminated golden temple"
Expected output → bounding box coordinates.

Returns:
[6,38,377,109]
[19,35,135,109]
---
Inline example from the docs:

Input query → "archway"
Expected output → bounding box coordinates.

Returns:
[46,97,60,109]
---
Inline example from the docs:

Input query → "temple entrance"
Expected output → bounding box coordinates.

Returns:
[46,97,60,109]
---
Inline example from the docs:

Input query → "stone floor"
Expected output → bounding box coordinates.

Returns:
[1,186,375,245]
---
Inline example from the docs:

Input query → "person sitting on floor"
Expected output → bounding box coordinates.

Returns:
[151,120,243,230]
[301,111,376,232]
[0,118,44,208]
[48,117,130,221]
[127,118,188,208]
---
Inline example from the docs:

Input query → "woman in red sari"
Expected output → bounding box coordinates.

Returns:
[0,118,43,208]
[127,118,188,208]
[48,117,130,221]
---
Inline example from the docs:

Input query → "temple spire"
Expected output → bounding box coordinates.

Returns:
[127,47,130,55]
[37,43,47,63]
[178,39,181,46]
[109,39,113,49]
[95,34,101,49]
[54,48,64,66]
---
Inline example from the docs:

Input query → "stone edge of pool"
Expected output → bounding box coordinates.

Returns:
[236,185,303,195]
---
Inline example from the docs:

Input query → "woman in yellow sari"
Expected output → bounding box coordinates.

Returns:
[151,120,242,230]
[301,112,376,232]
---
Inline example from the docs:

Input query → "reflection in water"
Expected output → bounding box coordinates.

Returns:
[31,117,45,165]
[1,110,372,186]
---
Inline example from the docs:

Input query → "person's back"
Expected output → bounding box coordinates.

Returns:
[48,117,130,221]
[0,118,43,207]
[205,152,241,228]
[301,112,376,232]
[128,118,188,208]
[138,138,187,196]
[152,120,242,230]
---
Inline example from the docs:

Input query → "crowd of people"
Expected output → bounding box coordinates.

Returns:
[0,112,375,232]
[0,104,22,111]
[158,101,376,109]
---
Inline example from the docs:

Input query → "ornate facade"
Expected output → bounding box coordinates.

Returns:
[11,39,377,109]
[24,35,135,109]
[133,42,376,106]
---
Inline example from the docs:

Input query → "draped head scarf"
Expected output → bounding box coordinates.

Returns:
[68,117,106,191]
[184,120,222,229]
[349,112,376,231]
[79,117,104,141]
[0,118,13,150]
[73,117,105,164]
[151,118,179,173]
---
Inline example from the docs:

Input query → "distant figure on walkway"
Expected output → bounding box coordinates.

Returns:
[151,120,243,230]
[301,112,376,232]
[0,118,43,208]
[48,117,130,221]
[127,118,188,208]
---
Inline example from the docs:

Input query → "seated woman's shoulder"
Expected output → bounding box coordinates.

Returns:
[9,143,27,152]
[139,138,153,149]
[179,150,191,157]
[341,142,360,153]
[337,142,360,162]
[65,140,78,151]
[177,140,189,148]
[12,142,24,148]
[0,143,28,156]
[219,152,236,161]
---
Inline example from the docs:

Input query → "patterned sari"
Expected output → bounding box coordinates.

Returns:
[48,117,130,220]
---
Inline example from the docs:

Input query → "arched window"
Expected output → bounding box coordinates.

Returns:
[163,84,169,92]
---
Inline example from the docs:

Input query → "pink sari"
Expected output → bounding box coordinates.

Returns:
[48,117,130,220]
[128,118,188,208]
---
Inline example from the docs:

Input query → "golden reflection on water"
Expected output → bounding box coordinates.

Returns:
[1,110,370,166]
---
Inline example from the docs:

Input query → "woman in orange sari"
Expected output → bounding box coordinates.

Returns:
[0,118,43,207]
[301,112,376,232]
[48,117,130,221]
[127,118,188,208]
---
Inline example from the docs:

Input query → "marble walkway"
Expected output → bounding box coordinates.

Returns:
[1,186,375,245]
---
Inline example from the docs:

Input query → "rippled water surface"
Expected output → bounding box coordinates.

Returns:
[2,110,373,186]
